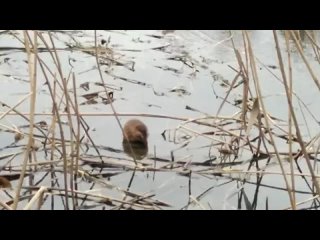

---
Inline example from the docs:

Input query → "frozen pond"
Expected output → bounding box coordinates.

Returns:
[0,30,319,210]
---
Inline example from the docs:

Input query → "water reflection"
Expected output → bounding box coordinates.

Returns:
[122,141,148,160]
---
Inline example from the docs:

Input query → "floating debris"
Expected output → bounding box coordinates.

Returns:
[169,86,191,96]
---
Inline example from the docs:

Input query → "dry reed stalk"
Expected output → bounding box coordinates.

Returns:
[274,30,320,196]
[284,195,320,210]
[284,30,296,208]
[72,73,80,209]
[0,112,243,127]
[215,72,241,116]
[188,195,206,210]
[36,33,103,161]
[289,30,320,91]
[256,55,320,125]
[0,95,50,140]
[23,186,48,210]
[230,31,252,130]
[244,30,295,208]
[48,33,72,209]
[56,55,77,209]
[197,167,320,179]
[0,93,32,120]
[12,31,38,210]
[0,201,13,210]
[92,30,139,166]
[34,32,70,209]
[7,160,63,168]
[50,89,57,209]
[118,193,163,210]
[308,31,320,63]
[231,32,257,161]
[23,185,167,209]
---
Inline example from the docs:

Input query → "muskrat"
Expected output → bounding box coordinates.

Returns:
[122,119,148,159]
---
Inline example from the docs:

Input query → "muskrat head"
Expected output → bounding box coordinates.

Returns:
[122,119,148,145]
[122,119,149,159]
